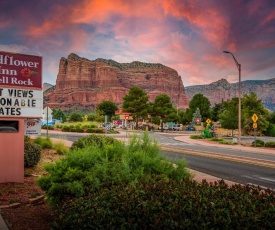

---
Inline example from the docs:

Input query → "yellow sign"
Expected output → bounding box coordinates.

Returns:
[84,115,88,121]
[206,118,211,124]
[253,122,257,129]
[252,113,258,123]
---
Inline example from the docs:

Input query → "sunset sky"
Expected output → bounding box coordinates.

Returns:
[1,0,275,86]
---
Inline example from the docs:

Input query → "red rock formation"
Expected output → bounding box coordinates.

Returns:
[44,53,189,111]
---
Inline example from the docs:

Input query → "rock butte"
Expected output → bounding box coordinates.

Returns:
[44,53,189,111]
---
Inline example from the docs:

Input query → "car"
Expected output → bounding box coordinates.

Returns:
[158,125,169,130]
[185,126,195,131]
[0,126,18,132]
[172,124,182,131]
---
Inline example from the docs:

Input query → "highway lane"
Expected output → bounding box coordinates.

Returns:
[42,130,275,189]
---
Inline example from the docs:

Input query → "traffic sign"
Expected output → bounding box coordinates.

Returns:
[206,118,211,124]
[105,124,112,130]
[196,118,201,124]
[125,115,129,120]
[253,122,257,129]
[252,113,258,123]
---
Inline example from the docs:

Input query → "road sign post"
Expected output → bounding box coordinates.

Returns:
[252,114,258,147]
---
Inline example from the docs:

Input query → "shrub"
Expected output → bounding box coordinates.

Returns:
[71,134,118,150]
[53,142,69,155]
[52,178,275,229]
[265,141,275,148]
[76,128,84,133]
[69,127,76,132]
[42,124,54,130]
[264,123,275,137]
[251,139,265,147]
[24,135,30,143]
[190,135,204,139]
[24,142,42,167]
[210,137,224,142]
[219,140,237,145]
[69,112,83,122]
[33,136,53,149]
[86,128,104,133]
[37,133,190,206]
[62,126,70,132]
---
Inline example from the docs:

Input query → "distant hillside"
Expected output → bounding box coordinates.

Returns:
[185,78,275,111]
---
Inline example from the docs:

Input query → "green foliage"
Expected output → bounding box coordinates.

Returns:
[41,124,54,130]
[187,94,211,122]
[86,128,104,133]
[210,137,224,142]
[52,178,275,229]
[71,134,118,150]
[191,107,202,125]
[219,140,237,145]
[24,142,42,167]
[69,112,83,122]
[153,94,177,131]
[96,100,118,119]
[33,136,53,149]
[52,108,67,122]
[53,142,69,155]
[190,135,204,139]
[37,133,190,206]
[24,135,30,143]
[242,93,269,134]
[219,98,239,131]
[61,126,70,132]
[251,139,265,147]
[122,87,149,128]
[265,141,275,148]
[264,123,275,137]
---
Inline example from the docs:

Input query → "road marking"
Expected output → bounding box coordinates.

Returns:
[161,146,275,169]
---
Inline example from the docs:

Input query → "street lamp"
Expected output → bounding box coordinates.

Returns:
[223,51,241,145]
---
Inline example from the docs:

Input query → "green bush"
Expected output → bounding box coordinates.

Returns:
[71,134,118,150]
[52,178,275,229]
[53,142,69,155]
[62,126,70,132]
[219,140,237,145]
[24,142,42,167]
[190,134,204,139]
[210,137,224,142]
[33,136,53,149]
[251,139,265,147]
[264,123,275,137]
[69,112,83,122]
[37,133,190,206]
[24,135,30,143]
[75,128,84,133]
[265,141,275,148]
[41,124,54,130]
[69,127,76,132]
[86,128,104,133]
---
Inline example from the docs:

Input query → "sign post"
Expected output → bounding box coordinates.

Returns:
[252,113,258,147]
[0,51,42,183]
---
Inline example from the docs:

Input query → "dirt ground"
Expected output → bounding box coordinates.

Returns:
[0,149,62,230]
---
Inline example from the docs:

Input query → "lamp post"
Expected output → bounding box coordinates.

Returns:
[223,51,241,145]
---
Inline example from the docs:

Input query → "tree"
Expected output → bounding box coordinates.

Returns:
[69,112,83,122]
[191,108,202,125]
[211,102,225,122]
[187,94,211,122]
[97,100,118,120]
[219,98,239,136]
[242,93,269,135]
[152,94,177,132]
[122,87,149,128]
[52,108,67,122]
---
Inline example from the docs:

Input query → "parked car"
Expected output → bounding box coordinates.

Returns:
[158,125,169,130]
[172,124,182,131]
[185,126,195,131]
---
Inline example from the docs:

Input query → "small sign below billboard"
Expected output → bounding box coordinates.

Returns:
[24,119,41,136]
[0,88,43,117]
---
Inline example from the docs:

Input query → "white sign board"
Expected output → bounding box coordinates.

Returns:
[0,88,43,117]
[24,119,41,135]
[43,106,52,115]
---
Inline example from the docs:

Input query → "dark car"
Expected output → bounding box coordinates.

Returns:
[185,126,195,131]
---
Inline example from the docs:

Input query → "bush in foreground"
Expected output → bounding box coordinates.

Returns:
[37,133,190,206]
[52,178,275,229]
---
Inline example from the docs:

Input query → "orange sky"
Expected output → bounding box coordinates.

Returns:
[1,0,275,86]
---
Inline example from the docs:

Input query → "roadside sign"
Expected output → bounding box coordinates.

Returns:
[252,113,258,123]
[196,118,201,124]
[125,115,129,120]
[206,118,211,124]
[253,122,257,129]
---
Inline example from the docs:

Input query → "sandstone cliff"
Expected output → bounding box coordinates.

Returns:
[185,78,275,111]
[44,53,189,111]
